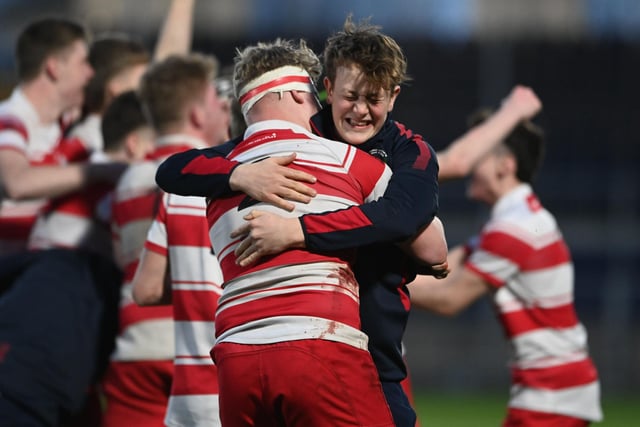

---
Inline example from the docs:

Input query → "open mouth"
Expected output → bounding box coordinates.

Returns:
[346,118,371,129]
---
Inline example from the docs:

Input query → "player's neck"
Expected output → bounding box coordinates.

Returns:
[19,79,64,125]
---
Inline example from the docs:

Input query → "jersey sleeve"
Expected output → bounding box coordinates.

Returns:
[300,123,439,252]
[0,116,29,154]
[155,138,239,198]
[144,192,169,256]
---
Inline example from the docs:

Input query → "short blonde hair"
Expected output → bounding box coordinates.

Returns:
[233,38,321,99]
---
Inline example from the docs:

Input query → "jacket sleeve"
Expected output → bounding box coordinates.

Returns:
[300,123,439,252]
[155,138,238,198]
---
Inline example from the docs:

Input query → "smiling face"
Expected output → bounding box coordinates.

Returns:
[325,64,400,145]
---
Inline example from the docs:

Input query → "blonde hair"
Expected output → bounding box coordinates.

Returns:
[233,38,321,99]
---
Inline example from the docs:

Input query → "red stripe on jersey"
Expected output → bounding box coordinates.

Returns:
[145,240,168,256]
[44,184,112,217]
[0,217,35,239]
[512,358,598,390]
[171,362,218,395]
[112,192,160,226]
[228,128,312,159]
[148,144,194,161]
[218,249,351,283]
[303,206,373,234]
[164,215,209,247]
[394,122,431,170]
[215,287,361,337]
[124,261,139,282]
[181,155,239,176]
[0,115,28,140]
[173,288,220,322]
[56,137,90,162]
[465,261,506,288]
[119,303,173,333]
[499,303,580,337]
[480,231,571,272]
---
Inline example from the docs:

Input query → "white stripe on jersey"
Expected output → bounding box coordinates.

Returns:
[174,320,216,358]
[165,395,220,427]
[215,315,368,350]
[111,318,175,361]
[217,262,359,313]
[509,381,603,421]
[169,245,223,286]
[510,324,589,368]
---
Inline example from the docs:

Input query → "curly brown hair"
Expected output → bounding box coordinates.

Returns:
[232,38,322,98]
[323,16,410,91]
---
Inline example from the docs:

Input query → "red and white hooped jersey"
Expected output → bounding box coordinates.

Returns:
[209,120,392,351]
[110,135,209,363]
[145,191,223,427]
[466,183,602,422]
[0,89,65,254]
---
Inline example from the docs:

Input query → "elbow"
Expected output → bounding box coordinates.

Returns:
[132,283,160,306]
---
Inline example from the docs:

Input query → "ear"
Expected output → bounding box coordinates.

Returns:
[323,76,333,103]
[387,85,401,113]
[44,55,60,81]
[498,153,517,179]
[189,102,205,129]
[290,90,307,105]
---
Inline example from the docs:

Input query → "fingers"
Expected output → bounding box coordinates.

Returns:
[284,168,317,185]
[230,222,251,239]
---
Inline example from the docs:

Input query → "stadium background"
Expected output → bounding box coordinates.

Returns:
[1,1,638,425]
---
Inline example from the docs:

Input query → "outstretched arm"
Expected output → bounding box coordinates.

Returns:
[153,0,196,61]
[437,85,541,181]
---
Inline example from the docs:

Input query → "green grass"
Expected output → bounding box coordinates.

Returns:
[413,392,640,427]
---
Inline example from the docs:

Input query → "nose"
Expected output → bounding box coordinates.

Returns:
[352,97,368,114]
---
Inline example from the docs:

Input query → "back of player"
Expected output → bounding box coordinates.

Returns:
[144,191,224,427]
[209,118,394,427]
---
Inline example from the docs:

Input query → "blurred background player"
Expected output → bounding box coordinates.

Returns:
[0,90,153,427]
[103,53,229,427]
[408,110,603,427]
[129,59,233,427]
[0,17,125,258]
[70,0,196,155]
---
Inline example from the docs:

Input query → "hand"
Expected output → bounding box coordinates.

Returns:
[229,153,317,212]
[230,210,305,267]
[501,85,542,120]
[86,161,128,184]
[415,260,450,279]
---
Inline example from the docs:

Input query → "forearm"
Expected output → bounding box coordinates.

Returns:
[302,166,439,251]
[402,216,447,266]
[155,144,238,197]
[153,0,195,61]
[3,163,88,200]
[438,106,524,180]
